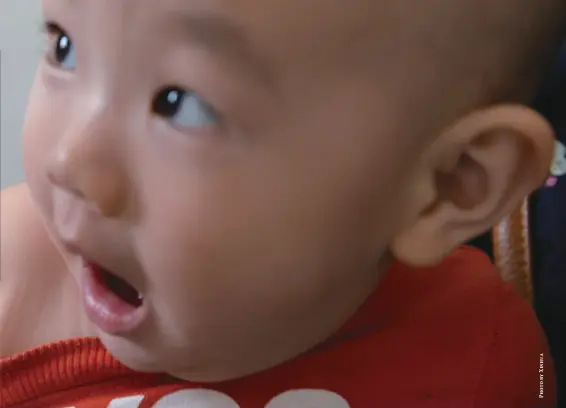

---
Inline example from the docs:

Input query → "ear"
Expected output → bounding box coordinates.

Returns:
[390,105,555,267]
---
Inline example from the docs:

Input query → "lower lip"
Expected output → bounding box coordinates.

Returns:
[81,261,148,335]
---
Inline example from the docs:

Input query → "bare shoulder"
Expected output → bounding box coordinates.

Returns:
[0,184,58,282]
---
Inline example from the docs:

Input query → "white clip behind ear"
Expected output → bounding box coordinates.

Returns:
[550,140,566,177]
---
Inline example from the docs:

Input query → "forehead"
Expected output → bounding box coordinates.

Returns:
[42,0,373,37]
[44,0,382,26]
[42,0,395,75]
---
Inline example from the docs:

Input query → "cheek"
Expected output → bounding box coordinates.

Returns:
[129,124,403,333]
[134,176,376,322]
[22,77,56,210]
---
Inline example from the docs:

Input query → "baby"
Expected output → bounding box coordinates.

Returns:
[1,0,565,407]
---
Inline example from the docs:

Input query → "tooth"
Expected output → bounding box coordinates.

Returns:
[137,292,144,300]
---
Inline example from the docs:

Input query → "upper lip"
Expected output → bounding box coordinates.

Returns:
[58,236,145,294]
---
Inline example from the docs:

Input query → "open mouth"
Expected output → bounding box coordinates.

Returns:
[93,264,144,308]
[81,260,148,334]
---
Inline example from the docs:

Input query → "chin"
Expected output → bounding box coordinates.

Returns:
[101,334,248,382]
[97,332,166,374]
[98,331,214,380]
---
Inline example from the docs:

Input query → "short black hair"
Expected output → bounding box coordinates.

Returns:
[485,0,566,103]
[397,0,566,126]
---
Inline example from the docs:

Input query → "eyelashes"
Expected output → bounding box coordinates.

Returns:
[43,21,62,34]
[39,21,62,55]
[40,21,76,70]
[36,20,224,134]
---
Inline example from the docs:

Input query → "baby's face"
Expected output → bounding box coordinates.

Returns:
[23,0,422,380]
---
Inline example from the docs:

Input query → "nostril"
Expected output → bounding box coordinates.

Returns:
[68,186,85,199]
[47,169,85,198]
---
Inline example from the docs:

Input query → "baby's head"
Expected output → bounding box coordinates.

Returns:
[23,0,565,381]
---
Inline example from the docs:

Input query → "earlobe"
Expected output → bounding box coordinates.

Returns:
[390,105,555,267]
[389,215,457,267]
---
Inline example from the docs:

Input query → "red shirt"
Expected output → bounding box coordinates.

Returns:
[0,247,555,408]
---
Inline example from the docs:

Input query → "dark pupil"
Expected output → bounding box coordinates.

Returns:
[55,35,71,63]
[153,88,185,118]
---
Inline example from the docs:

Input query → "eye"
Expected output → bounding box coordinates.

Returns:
[152,87,220,129]
[45,23,76,70]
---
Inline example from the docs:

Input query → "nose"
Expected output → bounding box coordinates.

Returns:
[47,106,129,218]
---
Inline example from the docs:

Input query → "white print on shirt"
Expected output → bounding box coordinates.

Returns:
[65,388,352,408]
[550,140,566,177]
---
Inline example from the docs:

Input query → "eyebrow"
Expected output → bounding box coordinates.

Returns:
[173,13,275,89]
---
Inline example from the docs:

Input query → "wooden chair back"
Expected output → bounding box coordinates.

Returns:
[492,199,533,303]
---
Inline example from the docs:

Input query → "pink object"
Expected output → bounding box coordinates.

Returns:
[546,176,558,187]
